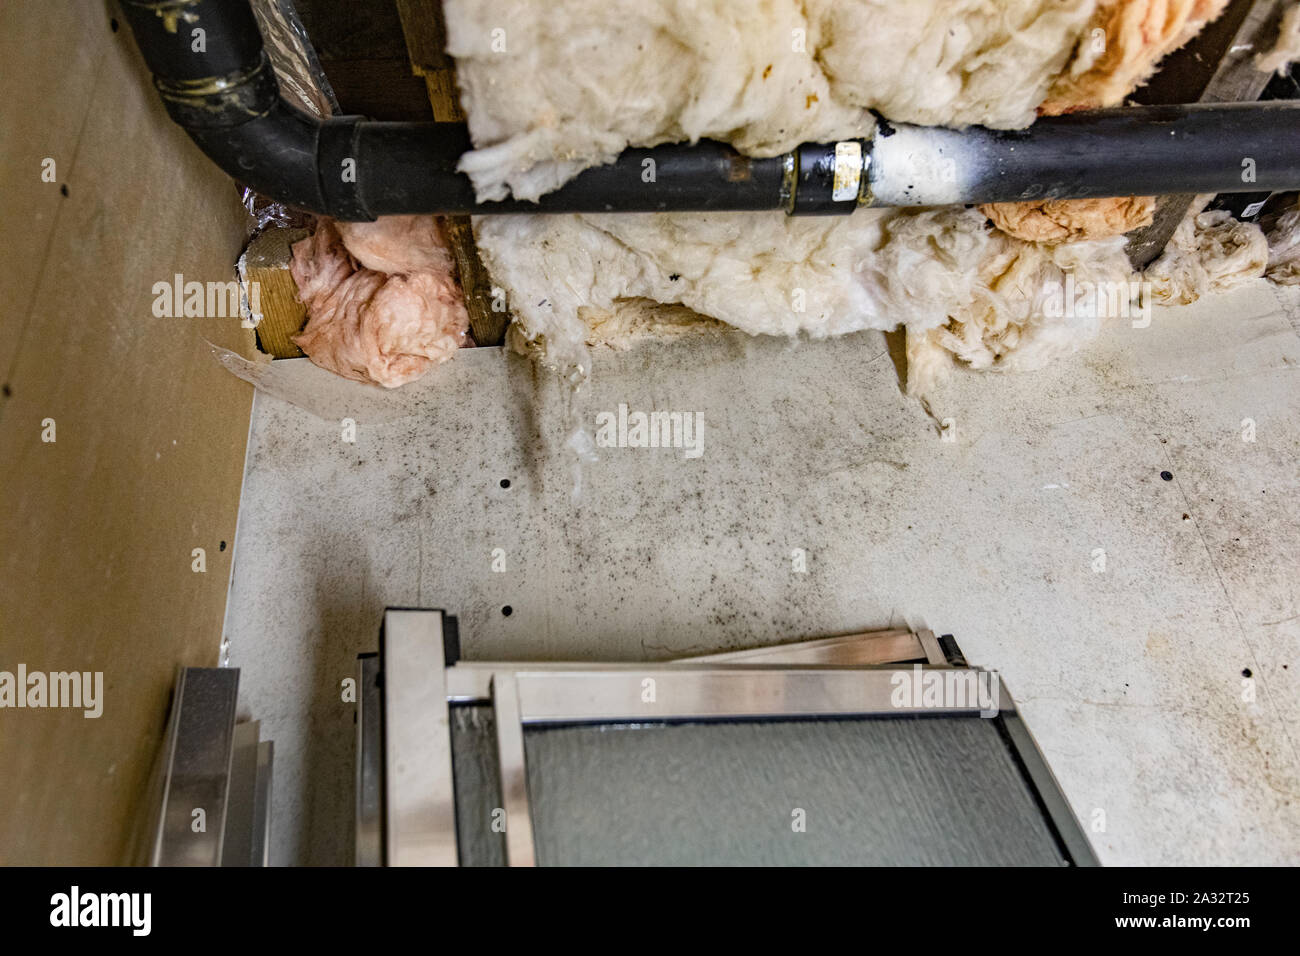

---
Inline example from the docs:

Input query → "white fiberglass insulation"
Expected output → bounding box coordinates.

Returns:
[443,0,1098,203]
[435,0,1264,393]
[1147,209,1270,306]
[1256,2,1300,76]
[275,0,1295,396]
[474,208,1138,392]
[1267,201,1300,285]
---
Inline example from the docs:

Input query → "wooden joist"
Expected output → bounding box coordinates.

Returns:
[395,0,508,346]
[242,227,308,358]
[1125,0,1286,267]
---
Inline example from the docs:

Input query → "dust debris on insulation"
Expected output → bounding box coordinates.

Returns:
[1147,204,1272,304]
[1266,198,1300,283]
[265,0,1300,403]
[1256,1,1300,74]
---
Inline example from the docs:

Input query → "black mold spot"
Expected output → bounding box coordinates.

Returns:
[870,110,896,137]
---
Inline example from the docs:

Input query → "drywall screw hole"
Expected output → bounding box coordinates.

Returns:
[499,478,511,489]
[501,605,513,617]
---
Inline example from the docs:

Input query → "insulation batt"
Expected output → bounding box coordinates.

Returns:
[472,207,1137,394]
[434,1,1265,396]
[475,208,984,372]
[1256,1,1300,75]
[982,195,1156,243]
[981,0,1229,241]
[1266,202,1300,286]
[290,217,469,387]
[1039,0,1230,113]
[445,0,1224,244]
[578,300,729,349]
[443,0,1098,202]
[1146,208,1269,305]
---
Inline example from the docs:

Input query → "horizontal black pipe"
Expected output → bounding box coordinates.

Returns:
[868,103,1300,206]
[122,0,1300,221]
[348,122,793,215]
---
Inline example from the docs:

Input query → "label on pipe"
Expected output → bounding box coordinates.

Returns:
[832,141,862,202]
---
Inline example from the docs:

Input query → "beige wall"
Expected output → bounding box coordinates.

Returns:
[0,1,256,864]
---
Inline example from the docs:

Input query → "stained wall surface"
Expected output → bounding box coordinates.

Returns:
[0,1,255,864]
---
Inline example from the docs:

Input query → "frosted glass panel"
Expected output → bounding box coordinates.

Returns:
[451,708,1065,866]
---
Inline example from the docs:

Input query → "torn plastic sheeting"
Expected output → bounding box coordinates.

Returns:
[206,342,445,424]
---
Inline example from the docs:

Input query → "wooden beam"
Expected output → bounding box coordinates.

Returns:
[444,217,508,346]
[394,0,454,74]
[1126,0,1285,267]
[396,0,508,345]
[242,227,309,359]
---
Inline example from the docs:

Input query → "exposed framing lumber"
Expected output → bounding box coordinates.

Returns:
[1125,0,1286,267]
[242,227,308,358]
[395,0,508,346]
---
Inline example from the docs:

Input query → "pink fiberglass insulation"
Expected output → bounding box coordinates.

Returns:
[289,216,469,388]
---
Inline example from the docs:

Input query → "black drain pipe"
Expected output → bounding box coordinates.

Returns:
[122,0,1300,221]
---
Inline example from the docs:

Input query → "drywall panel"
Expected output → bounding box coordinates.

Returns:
[0,2,256,864]
[0,1,107,375]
